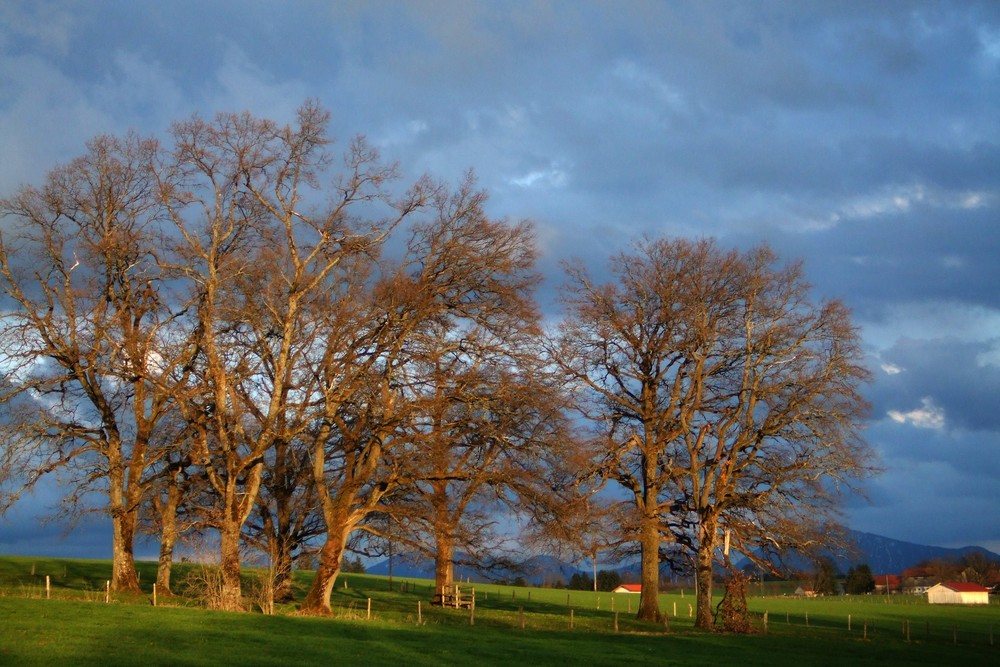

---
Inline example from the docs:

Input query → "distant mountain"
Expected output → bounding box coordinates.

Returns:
[839,530,1000,574]
[735,530,1000,575]
[365,556,435,579]
[366,531,1000,583]
[366,553,586,586]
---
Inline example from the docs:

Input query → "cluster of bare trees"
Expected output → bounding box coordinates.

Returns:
[551,239,873,626]
[0,103,873,623]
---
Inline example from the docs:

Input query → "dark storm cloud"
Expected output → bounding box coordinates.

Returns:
[2,0,999,554]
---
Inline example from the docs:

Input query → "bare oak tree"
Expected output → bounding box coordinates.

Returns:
[159,102,428,611]
[300,176,545,612]
[555,238,872,625]
[373,194,554,596]
[0,132,182,593]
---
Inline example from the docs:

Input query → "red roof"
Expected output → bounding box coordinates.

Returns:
[615,584,642,592]
[940,582,989,593]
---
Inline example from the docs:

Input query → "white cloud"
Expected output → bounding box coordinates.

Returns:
[960,192,987,209]
[836,184,994,222]
[887,397,945,430]
[860,302,1000,352]
[0,54,112,192]
[611,59,687,113]
[977,25,1000,61]
[975,341,1000,369]
[206,41,310,123]
[880,362,903,375]
[509,165,569,189]
[376,119,429,147]
[840,183,926,219]
[0,0,76,56]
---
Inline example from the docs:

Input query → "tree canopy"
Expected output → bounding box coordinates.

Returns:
[554,237,872,624]
[1,105,874,621]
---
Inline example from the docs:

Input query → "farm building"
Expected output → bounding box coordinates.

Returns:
[613,584,642,594]
[926,582,990,605]
[873,574,902,594]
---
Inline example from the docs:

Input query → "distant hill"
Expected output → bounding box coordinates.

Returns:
[734,530,1000,575]
[368,531,1000,583]
[837,530,1000,574]
[366,553,582,586]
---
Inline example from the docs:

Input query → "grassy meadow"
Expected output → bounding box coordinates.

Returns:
[0,556,997,666]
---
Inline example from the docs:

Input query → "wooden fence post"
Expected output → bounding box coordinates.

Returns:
[46,575,50,599]
[848,614,851,632]
[418,601,422,625]
[153,583,157,607]
[614,611,619,633]
[367,598,371,621]
[106,580,110,604]
[570,608,574,629]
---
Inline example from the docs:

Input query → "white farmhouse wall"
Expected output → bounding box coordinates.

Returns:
[927,583,989,604]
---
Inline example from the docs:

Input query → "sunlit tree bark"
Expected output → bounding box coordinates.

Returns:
[556,238,872,626]
[301,176,548,612]
[0,133,182,593]
[160,102,425,611]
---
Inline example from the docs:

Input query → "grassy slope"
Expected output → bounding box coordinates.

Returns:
[1,557,997,666]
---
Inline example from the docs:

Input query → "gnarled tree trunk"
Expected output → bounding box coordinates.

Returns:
[301,532,348,614]
[155,472,183,595]
[636,517,662,621]
[694,517,718,629]
[434,533,455,596]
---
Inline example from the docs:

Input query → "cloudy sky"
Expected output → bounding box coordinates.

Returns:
[1,1,999,558]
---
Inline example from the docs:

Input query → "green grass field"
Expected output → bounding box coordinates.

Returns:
[0,556,997,665]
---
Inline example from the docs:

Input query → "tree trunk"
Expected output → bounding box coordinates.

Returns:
[111,509,141,594]
[271,537,295,602]
[694,519,717,629]
[155,475,182,595]
[108,462,141,594]
[218,519,244,611]
[636,517,662,621]
[301,535,346,614]
[434,533,455,596]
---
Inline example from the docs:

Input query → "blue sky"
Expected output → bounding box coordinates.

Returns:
[1,1,999,558]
